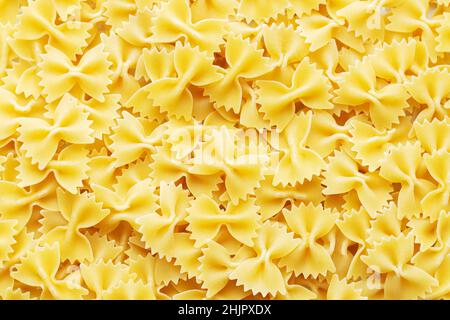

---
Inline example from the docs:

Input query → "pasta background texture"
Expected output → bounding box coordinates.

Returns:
[0,0,449,300]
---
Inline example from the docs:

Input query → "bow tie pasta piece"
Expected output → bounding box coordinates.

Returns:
[337,207,371,247]
[109,111,163,166]
[349,117,411,171]
[92,179,157,233]
[421,151,450,221]
[334,60,410,130]
[101,33,142,105]
[204,35,274,114]
[335,0,397,42]
[146,44,223,120]
[80,260,136,299]
[272,111,326,186]
[414,118,450,154]
[379,142,435,219]
[41,189,109,263]
[368,38,428,83]
[407,215,446,252]
[17,145,90,194]
[323,150,393,217]
[150,0,225,53]
[386,0,443,63]
[262,24,309,68]
[366,202,403,245]
[0,180,57,231]
[361,233,438,299]
[255,176,324,221]
[188,128,266,204]
[127,253,185,292]
[14,0,92,60]
[84,232,123,263]
[279,203,337,278]
[116,8,154,47]
[0,89,45,145]
[198,241,235,298]
[405,68,450,121]
[150,144,223,197]
[135,47,175,83]
[0,229,37,293]
[186,195,261,247]
[136,182,191,259]
[298,12,365,53]
[38,44,113,103]
[257,58,332,130]
[229,221,299,297]
[11,243,88,299]
[17,94,94,169]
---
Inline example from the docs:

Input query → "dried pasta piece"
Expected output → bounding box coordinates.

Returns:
[299,12,365,53]
[0,179,57,230]
[197,241,235,298]
[186,195,260,247]
[11,243,88,299]
[369,38,428,83]
[92,179,157,233]
[262,24,309,68]
[204,35,273,113]
[255,176,324,220]
[406,68,450,121]
[350,117,411,171]
[421,151,450,221]
[272,112,326,186]
[109,111,162,166]
[150,0,225,53]
[229,221,298,297]
[257,58,332,130]
[334,60,410,129]
[279,203,337,278]
[379,142,435,219]
[191,0,239,21]
[38,45,112,103]
[323,150,392,217]
[14,0,91,59]
[41,189,109,262]
[146,43,223,120]
[361,233,438,299]
[80,260,135,299]
[17,94,94,169]
[17,145,90,194]
[414,118,450,154]
[136,182,191,259]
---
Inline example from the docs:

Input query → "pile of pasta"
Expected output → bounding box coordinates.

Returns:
[0,0,449,300]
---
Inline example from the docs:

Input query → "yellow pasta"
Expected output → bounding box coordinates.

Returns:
[0,0,448,301]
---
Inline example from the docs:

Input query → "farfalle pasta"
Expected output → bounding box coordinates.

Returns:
[0,0,448,301]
